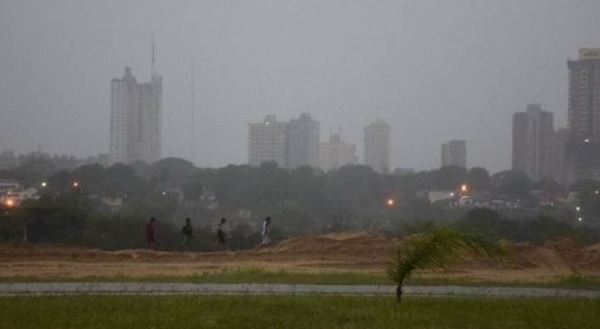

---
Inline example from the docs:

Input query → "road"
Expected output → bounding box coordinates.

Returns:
[1,283,599,298]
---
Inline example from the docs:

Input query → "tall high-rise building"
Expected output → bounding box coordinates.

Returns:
[288,113,320,168]
[565,48,600,182]
[319,133,358,172]
[364,119,391,173]
[441,140,466,168]
[109,67,162,165]
[568,49,600,142]
[248,115,289,167]
[512,104,554,181]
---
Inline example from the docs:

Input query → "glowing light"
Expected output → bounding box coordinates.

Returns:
[578,217,583,222]
[5,199,15,207]
[72,181,79,188]
[386,198,395,207]
[576,206,581,212]
[460,184,468,193]
[41,182,47,188]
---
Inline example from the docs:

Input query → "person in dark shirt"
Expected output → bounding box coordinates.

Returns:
[180,217,193,250]
[216,218,227,249]
[146,217,156,249]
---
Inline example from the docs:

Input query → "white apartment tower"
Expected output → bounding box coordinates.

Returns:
[288,113,320,168]
[512,104,554,181]
[109,66,162,165]
[364,119,391,173]
[248,115,289,167]
[441,140,467,168]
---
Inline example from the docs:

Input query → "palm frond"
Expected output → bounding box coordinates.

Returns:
[387,226,505,284]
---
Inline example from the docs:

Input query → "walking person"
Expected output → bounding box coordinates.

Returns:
[261,216,272,246]
[215,218,228,249]
[180,217,193,250]
[146,217,157,249]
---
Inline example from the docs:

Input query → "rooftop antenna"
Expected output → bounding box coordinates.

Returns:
[151,35,157,79]
[190,59,196,164]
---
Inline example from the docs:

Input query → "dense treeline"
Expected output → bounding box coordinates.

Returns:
[1,157,599,249]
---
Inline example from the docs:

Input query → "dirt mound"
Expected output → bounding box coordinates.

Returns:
[482,238,600,272]
[576,243,600,270]
[513,242,567,269]
[540,238,600,271]
[270,232,399,257]
[2,234,600,277]
[0,243,103,261]
[581,243,600,271]
[0,244,198,263]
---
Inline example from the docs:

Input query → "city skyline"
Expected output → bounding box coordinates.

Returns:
[2,1,600,173]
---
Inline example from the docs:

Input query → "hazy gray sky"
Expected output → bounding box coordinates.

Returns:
[1,0,600,173]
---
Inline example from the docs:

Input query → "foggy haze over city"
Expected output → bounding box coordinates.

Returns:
[2,1,600,173]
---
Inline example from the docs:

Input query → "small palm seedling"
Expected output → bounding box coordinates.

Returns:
[387,226,505,303]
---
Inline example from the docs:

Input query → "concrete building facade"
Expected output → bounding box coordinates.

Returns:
[364,119,391,173]
[319,133,358,172]
[248,115,289,167]
[288,113,320,168]
[565,48,600,182]
[441,140,467,168]
[109,67,162,165]
[512,104,554,181]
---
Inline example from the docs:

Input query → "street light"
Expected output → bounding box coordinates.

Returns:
[5,198,15,208]
[386,198,395,208]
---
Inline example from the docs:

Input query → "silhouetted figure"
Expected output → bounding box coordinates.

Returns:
[180,217,193,250]
[146,217,156,249]
[261,216,272,246]
[216,218,227,249]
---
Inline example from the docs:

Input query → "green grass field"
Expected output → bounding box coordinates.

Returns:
[0,295,598,329]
